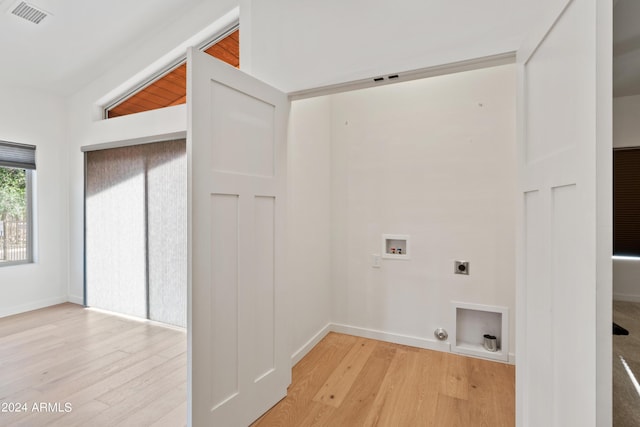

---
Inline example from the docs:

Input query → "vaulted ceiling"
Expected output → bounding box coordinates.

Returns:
[0,0,637,98]
[107,29,239,118]
[0,0,207,95]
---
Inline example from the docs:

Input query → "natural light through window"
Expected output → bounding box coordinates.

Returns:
[105,27,239,119]
[0,140,35,265]
[612,255,640,261]
[620,355,640,397]
[0,167,28,263]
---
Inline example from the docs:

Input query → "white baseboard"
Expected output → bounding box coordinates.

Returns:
[330,323,452,353]
[0,296,68,319]
[613,292,640,303]
[291,323,332,366]
[67,294,84,305]
[290,322,515,366]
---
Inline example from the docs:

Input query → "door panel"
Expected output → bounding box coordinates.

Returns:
[210,82,276,177]
[253,195,276,382]
[210,193,240,409]
[188,48,290,427]
[516,0,611,425]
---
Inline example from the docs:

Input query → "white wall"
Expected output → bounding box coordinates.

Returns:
[329,64,517,358]
[287,98,333,362]
[613,94,640,301]
[0,84,68,317]
[614,94,640,148]
[612,257,640,302]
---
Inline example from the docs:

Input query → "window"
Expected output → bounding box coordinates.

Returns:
[0,141,35,265]
[105,27,239,119]
[614,148,640,256]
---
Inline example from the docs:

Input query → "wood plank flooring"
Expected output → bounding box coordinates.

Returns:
[0,303,186,427]
[613,300,640,426]
[253,333,515,427]
[0,303,514,426]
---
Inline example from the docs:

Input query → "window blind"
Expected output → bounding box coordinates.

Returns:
[85,139,186,327]
[614,148,640,256]
[0,140,36,170]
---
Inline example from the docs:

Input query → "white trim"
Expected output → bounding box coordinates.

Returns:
[288,52,515,101]
[330,323,451,354]
[81,131,186,152]
[613,293,640,303]
[79,104,187,152]
[291,323,332,366]
[0,296,67,319]
[289,323,515,366]
[67,294,84,305]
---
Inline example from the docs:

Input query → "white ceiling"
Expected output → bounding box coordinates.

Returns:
[0,0,205,95]
[0,0,637,97]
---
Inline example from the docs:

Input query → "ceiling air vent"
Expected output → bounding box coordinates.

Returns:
[11,1,48,24]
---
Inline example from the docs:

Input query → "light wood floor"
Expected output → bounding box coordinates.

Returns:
[254,332,515,427]
[0,303,187,427]
[613,301,640,426]
[0,303,514,426]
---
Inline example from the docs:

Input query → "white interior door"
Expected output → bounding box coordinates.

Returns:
[516,1,611,426]
[187,48,290,426]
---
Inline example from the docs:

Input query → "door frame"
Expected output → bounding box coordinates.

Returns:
[285,36,612,424]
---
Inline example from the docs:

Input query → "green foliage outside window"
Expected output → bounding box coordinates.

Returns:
[0,167,26,222]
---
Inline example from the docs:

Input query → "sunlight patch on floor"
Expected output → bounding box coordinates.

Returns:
[620,355,640,398]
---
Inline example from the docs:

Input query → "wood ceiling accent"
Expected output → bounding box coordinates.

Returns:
[107,29,239,119]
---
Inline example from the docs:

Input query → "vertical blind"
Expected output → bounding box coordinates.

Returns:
[85,139,187,327]
[0,140,36,169]
[614,148,640,256]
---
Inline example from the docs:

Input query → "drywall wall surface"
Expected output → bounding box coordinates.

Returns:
[329,64,517,355]
[287,97,333,357]
[249,0,554,93]
[614,94,640,148]
[0,84,68,317]
[613,259,640,302]
[66,0,237,303]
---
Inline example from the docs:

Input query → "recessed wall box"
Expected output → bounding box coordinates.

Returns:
[455,260,469,275]
[451,301,509,362]
[382,234,410,260]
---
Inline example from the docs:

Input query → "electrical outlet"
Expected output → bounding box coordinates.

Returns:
[454,260,469,275]
[372,254,381,268]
